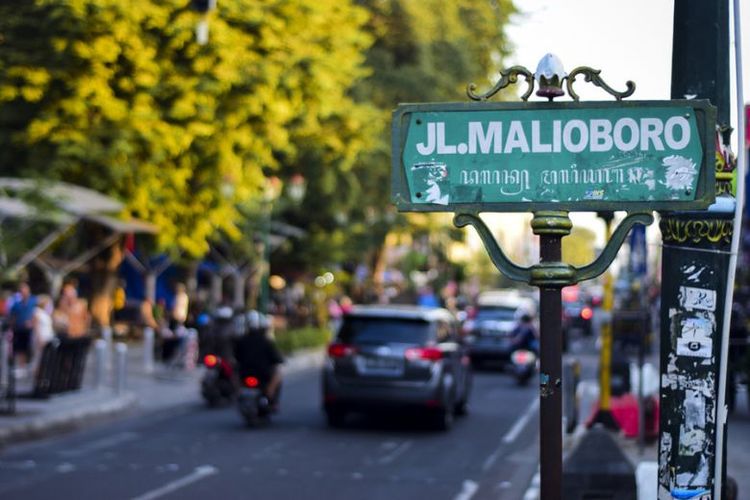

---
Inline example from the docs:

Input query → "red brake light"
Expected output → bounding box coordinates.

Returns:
[244,376,259,388]
[512,350,532,365]
[580,307,593,320]
[328,343,355,358]
[405,347,442,361]
[204,354,218,367]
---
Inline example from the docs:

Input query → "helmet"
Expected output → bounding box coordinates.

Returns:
[246,310,261,329]
[215,305,233,320]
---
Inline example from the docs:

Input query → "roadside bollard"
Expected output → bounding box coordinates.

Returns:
[102,326,113,370]
[94,339,107,389]
[114,342,127,395]
[143,327,154,374]
[563,358,581,434]
[184,329,198,371]
[0,330,7,390]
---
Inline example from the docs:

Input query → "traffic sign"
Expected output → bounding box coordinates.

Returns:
[392,100,716,212]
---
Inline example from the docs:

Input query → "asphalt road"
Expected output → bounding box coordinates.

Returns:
[0,366,540,500]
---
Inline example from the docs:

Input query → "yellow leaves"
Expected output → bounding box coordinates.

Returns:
[1,0,380,260]
[27,118,58,143]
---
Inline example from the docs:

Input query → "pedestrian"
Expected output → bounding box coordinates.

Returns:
[31,294,55,378]
[139,297,160,331]
[327,297,343,333]
[9,282,36,373]
[112,279,126,322]
[170,283,189,330]
[53,283,90,338]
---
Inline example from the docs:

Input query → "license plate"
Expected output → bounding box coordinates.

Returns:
[357,356,404,376]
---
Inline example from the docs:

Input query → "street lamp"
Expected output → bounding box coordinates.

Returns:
[257,175,305,314]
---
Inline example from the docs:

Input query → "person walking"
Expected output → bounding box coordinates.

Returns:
[30,295,55,378]
[9,282,36,374]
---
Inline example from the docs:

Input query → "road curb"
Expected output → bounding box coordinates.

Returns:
[0,391,138,448]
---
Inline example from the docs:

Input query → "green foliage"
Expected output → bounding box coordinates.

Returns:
[0,0,374,258]
[274,326,331,355]
[275,0,517,273]
[0,0,518,283]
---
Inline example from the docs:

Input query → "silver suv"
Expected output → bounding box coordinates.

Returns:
[322,305,472,431]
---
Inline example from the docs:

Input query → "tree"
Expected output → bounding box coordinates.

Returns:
[337,0,518,293]
[273,0,518,284]
[0,0,375,323]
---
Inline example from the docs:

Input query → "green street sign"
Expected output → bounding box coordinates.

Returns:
[392,100,716,212]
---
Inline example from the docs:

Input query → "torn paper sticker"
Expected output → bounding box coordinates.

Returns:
[679,286,717,312]
[677,318,713,358]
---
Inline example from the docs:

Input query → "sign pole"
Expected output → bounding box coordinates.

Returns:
[534,212,569,500]
[590,212,620,429]
[391,53,716,497]
[657,1,734,497]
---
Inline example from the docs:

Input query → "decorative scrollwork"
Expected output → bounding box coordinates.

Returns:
[566,66,635,102]
[454,211,653,287]
[467,66,534,102]
[660,218,733,245]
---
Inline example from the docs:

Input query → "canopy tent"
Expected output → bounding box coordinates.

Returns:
[0,178,156,293]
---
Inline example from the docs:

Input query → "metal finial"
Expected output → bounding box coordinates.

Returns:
[534,54,567,100]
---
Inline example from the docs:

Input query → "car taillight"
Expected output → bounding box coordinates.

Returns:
[580,307,593,320]
[204,354,218,367]
[512,350,536,365]
[405,347,442,362]
[328,343,355,358]
[244,376,259,388]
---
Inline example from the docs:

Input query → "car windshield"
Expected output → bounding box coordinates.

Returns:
[475,307,517,321]
[338,316,432,345]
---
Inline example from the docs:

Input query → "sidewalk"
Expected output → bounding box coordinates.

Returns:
[0,340,325,448]
[561,335,750,499]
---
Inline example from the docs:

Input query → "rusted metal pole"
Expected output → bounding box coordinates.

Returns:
[538,232,563,500]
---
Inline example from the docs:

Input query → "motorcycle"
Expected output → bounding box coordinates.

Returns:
[237,373,279,426]
[200,306,243,406]
[200,354,236,406]
[510,349,537,386]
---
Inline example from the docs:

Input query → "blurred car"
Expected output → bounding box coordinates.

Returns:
[562,300,594,338]
[464,291,537,368]
[322,305,472,431]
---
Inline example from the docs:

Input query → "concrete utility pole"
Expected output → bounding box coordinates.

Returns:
[658,1,734,497]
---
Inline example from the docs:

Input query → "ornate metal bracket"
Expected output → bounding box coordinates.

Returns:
[453,211,654,288]
[467,53,635,102]
[566,67,635,102]
[467,66,534,102]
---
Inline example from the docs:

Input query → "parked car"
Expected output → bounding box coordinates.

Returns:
[322,305,472,431]
[464,291,537,368]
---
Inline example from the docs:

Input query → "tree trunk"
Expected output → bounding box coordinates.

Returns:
[89,231,124,331]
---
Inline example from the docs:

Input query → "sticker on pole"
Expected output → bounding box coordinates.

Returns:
[391,100,716,212]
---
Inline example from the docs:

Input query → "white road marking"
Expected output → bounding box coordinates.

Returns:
[131,465,218,500]
[481,450,499,472]
[482,398,540,472]
[502,398,540,444]
[522,468,540,500]
[377,440,413,465]
[454,479,479,500]
[59,432,139,457]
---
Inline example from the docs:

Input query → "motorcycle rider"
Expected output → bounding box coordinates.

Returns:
[511,312,539,354]
[233,311,284,409]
